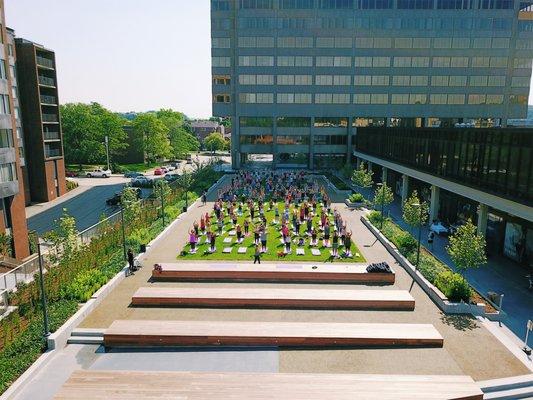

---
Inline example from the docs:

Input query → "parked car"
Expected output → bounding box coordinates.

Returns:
[430,221,450,236]
[124,171,144,178]
[131,176,153,188]
[160,167,168,173]
[164,165,176,171]
[65,170,78,178]
[164,173,179,182]
[86,168,111,178]
[106,187,142,206]
[154,168,163,176]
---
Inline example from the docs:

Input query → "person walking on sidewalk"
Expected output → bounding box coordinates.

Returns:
[254,244,262,264]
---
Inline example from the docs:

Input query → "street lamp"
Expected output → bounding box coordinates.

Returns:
[30,231,50,340]
[159,183,166,226]
[104,135,110,172]
[412,202,424,270]
[377,183,385,229]
[119,203,127,261]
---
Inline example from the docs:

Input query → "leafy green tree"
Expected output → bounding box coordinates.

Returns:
[156,109,199,158]
[203,132,227,152]
[61,103,127,168]
[132,113,172,163]
[447,220,487,276]
[121,187,141,224]
[373,184,394,227]
[352,162,374,188]
[178,172,194,209]
[402,190,429,231]
[43,209,79,264]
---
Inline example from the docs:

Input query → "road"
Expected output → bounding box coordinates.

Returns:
[27,155,232,235]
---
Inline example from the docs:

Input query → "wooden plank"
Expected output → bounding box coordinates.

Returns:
[151,263,395,284]
[131,287,415,310]
[54,370,484,400]
[104,320,443,348]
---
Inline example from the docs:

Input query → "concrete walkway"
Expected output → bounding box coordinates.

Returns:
[348,177,533,348]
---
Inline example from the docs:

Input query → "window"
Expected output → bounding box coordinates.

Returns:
[212,38,230,48]
[449,75,467,86]
[433,57,450,68]
[412,57,429,67]
[277,135,310,145]
[490,57,508,67]
[468,94,486,104]
[391,94,409,104]
[355,38,373,48]
[374,38,392,48]
[0,129,13,148]
[412,38,430,48]
[277,93,295,104]
[277,37,313,48]
[452,38,470,49]
[392,76,410,86]
[358,0,393,8]
[256,93,274,103]
[430,94,448,104]
[372,57,390,67]
[395,38,412,48]
[472,38,491,49]
[212,57,231,67]
[509,94,528,104]
[470,76,488,86]
[472,57,490,67]
[488,76,505,86]
[214,75,231,85]
[314,117,348,127]
[0,163,16,183]
[238,37,274,48]
[354,75,372,85]
[512,76,530,87]
[316,57,334,67]
[514,58,533,68]
[371,93,388,104]
[0,95,10,114]
[372,75,389,85]
[447,94,465,104]
[278,75,294,85]
[486,94,504,104]
[451,57,468,67]
[315,93,350,103]
[335,37,353,48]
[278,75,313,85]
[279,0,315,8]
[314,135,347,145]
[409,94,427,104]
[240,56,274,66]
[316,37,335,48]
[277,117,311,127]
[214,94,231,103]
[239,93,274,103]
[240,117,273,127]
[354,57,372,67]
[294,93,312,103]
[333,75,351,85]
[431,76,449,86]
[212,0,231,11]
[397,0,433,8]
[394,57,411,67]
[434,38,452,49]
[239,0,273,8]
[492,38,509,48]
[277,56,312,67]
[319,0,354,8]
[0,60,6,80]
[353,93,371,104]
[410,76,428,86]
[335,56,351,67]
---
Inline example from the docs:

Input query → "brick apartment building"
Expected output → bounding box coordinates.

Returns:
[0,0,66,260]
[190,120,226,142]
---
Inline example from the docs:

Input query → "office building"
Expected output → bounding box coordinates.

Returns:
[211,0,533,169]
[15,38,66,203]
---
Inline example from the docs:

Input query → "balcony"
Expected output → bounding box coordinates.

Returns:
[36,56,54,69]
[43,130,60,140]
[40,95,57,105]
[42,113,59,123]
[38,76,55,87]
[44,148,62,158]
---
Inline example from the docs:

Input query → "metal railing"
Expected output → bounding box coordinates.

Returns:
[45,148,62,158]
[42,113,59,123]
[36,56,54,69]
[43,130,60,140]
[38,76,55,86]
[40,95,57,105]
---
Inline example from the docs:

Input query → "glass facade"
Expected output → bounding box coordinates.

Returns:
[355,127,533,204]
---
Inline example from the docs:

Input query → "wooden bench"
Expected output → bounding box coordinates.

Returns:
[131,287,415,310]
[104,320,443,348]
[152,263,395,284]
[54,370,483,400]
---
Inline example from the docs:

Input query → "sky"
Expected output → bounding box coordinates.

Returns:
[6,0,213,118]
[6,1,533,118]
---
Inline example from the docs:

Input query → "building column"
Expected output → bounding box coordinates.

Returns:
[477,203,489,236]
[385,118,392,127]
[356,157,361,169]
[429,185,440,223]
[381,166,388,185]
[232,116,240,169]
[401,174,409,204]
[272,116,277,169]
[346,117,353,164]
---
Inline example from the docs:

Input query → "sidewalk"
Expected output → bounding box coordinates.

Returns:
[346,175,533,348]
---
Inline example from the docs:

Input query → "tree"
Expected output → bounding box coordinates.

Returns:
[352,162,374,188]
[132,113,172,163]
[447,220,487,276]
[61,103,127,168]
[43,209,79,264]
[402,190,429,231]
[203,132,227,153]
[373,184,394,228]
[178,172,194,209]
[121,187,141,224]
[156,109,199,159]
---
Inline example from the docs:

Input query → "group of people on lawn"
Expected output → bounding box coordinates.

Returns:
[187,170,354,259]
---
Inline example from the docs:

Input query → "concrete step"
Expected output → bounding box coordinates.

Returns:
[67,336,104,345]
[70,328,105,337]
[479,374,533,392]
[483,387,533,400]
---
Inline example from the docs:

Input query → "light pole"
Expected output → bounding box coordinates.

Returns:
[377,183,385,229]
[413,202,424,270]
[30,231,50,340]
[160,184,166,226]
[119,204,127,261]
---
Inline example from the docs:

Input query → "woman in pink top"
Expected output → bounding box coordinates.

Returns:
[189,230,197,253]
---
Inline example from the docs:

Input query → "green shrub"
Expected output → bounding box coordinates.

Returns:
[348,193,364,203]
[61,269,110,302]
[395,232,418,255]
[66,179,78,192]
[434,270,471,302]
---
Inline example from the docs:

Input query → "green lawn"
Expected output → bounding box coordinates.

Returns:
[179,202,365,263]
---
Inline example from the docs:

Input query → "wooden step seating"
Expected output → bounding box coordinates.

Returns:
[131,287,415,310]
[152,263,395,284]
[53,370,483,400]
[103,320,443,348]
